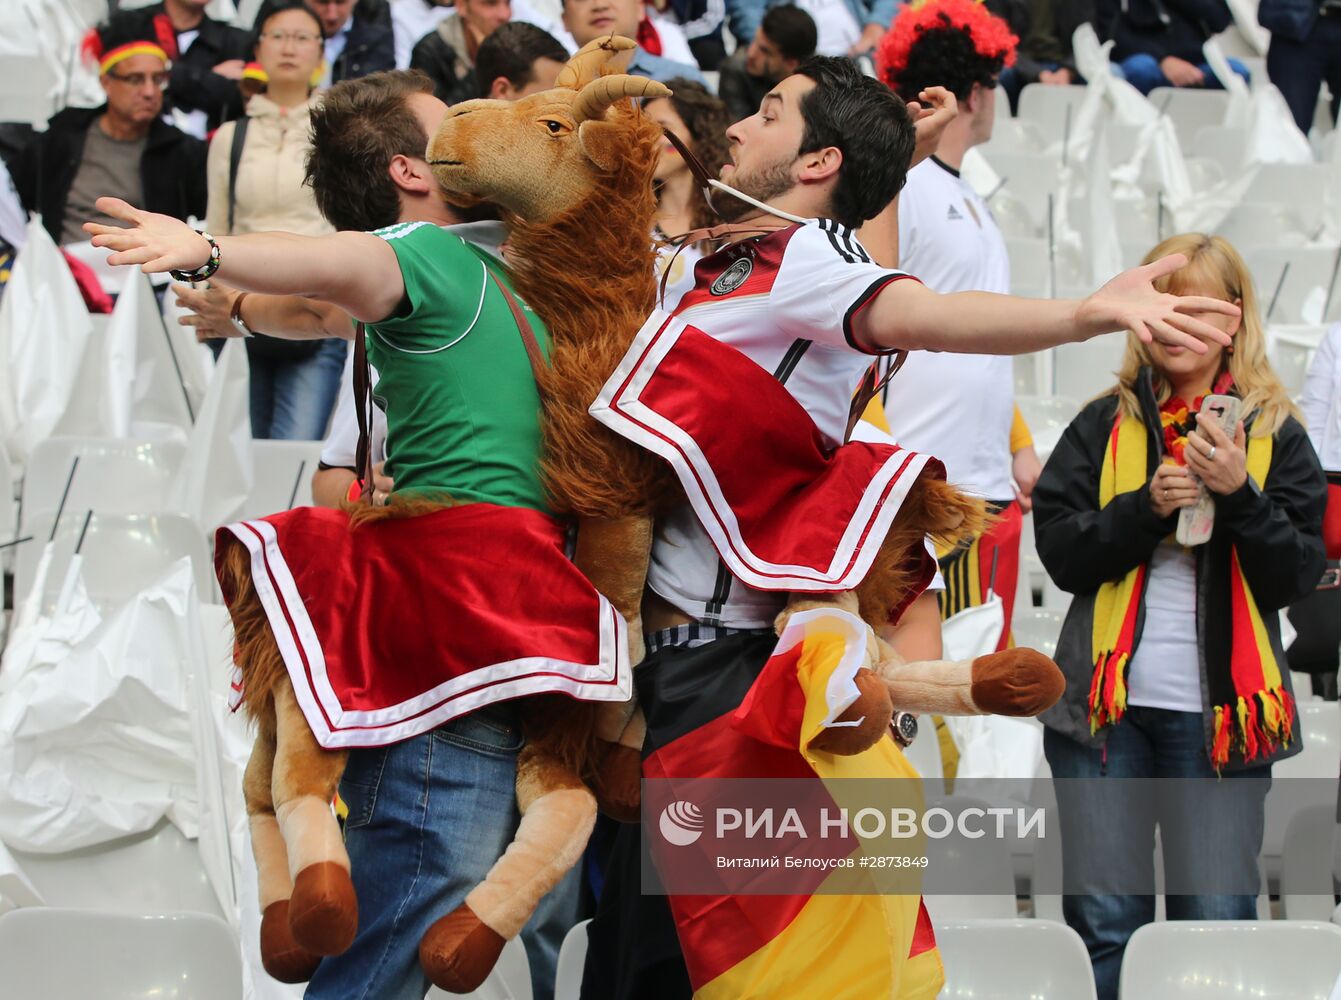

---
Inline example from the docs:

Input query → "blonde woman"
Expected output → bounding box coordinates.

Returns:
[1031,234,1326,1000]
[200,0,345,440]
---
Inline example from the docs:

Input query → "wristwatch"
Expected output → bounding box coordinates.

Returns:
[891,711,918,748]
[229,291,253,338]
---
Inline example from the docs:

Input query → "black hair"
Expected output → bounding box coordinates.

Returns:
[760,6,817,64]
[251,0,327,53]
[474,22,568,98]
[890,17,1007,101]
[794,55,914,228]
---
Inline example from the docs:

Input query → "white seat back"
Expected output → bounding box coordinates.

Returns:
[922,795,1019,920]
[554,917,591,1000]
[1119,920,1341,999]
[937,918,1097,999]
[240,439,326,521]
[20,437,187,531]
[1282,805,1340,921]
[1148,87,1231,145]
[0,907,241,998]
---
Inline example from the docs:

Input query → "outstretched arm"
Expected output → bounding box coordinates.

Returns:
[852,254,1238,356]
[85,197,404,323]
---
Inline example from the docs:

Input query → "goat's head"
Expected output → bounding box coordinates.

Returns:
[427,36,670,222]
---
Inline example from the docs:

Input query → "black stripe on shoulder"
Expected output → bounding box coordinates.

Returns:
[771,338,813,384]
[817,219,855,263]
[841,225,872,263]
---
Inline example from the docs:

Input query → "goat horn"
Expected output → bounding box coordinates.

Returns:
[556,35,637,89]
[572,75,671,122]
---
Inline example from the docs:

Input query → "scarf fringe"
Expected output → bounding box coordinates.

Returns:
[1088,650,1129,733]
[1211,687,1296,768]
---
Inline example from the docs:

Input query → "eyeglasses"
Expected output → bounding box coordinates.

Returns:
[107,70,170,89]
[260,30,322,44]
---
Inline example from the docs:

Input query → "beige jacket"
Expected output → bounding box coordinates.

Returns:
[206,94,332,237]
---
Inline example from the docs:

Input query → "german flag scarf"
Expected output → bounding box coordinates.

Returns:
[1089,399,1294,769]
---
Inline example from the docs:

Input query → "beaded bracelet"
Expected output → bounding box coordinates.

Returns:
[169,231,222,283]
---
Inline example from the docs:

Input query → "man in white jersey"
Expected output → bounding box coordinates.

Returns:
[581,54,1239,1000]
[877,0,1034,649]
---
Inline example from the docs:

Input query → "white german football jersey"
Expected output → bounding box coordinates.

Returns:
[647,219,918,628]
[882,157,1016,501]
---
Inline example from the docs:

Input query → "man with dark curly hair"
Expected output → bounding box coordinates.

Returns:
[875,0,1039,654]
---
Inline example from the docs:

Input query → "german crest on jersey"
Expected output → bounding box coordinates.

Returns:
[710,256,753,295]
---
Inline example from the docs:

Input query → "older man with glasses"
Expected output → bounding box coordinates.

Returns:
[14,15,207,260]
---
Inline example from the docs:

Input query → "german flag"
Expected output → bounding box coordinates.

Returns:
[641,610,944,1000]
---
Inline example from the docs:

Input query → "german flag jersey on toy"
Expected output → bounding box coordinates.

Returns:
[366,220,551,510]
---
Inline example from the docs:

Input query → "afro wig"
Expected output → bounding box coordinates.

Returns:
[876,0,1017,102]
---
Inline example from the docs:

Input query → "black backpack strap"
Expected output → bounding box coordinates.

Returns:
[228,114,249,235]
[353,323,374,502]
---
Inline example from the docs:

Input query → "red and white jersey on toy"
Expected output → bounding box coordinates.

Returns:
[594,219,936,629]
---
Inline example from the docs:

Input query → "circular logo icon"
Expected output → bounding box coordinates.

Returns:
[710,257,753,296]
[658,800,705,846]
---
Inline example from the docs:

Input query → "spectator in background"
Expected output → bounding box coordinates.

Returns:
[411,0,512,103]
[474,21,568,99]
[1096,0,1249,94]
[562,0,706,84]
[122,0,252,136]
[999,0,1095,111]
[645,0,729,71]
[1034,233,1324,1000]
[15,16,206,252]
[391,0,455,68]
[207,0,345,440]
[1289,320,1341,698]
[876,0,1035,653]
[305,0,397,85]
[1258,0,1341,135]
[717,4,816,121]
[727,0,892,58]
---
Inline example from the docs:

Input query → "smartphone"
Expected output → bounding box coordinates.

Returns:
[1176,394,1242,546]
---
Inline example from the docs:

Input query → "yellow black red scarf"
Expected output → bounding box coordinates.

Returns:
[1090,403,1294,768]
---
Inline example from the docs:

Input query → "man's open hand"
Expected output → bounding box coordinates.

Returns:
[1076,254,1239,353]
[84,197,213,274]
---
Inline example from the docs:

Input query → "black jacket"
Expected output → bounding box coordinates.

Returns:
[128,4,251,131]
[14,106,208,246]
[1033,373,1325,770]
[332,0,397,84]
[1096,0,1233,63]
[409,30,478,106]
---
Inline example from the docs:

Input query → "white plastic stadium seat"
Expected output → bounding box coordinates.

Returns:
[554,918,592,1000]
[1263,702,1341,880]
[1016,84,1087,144]
[921,796,1019,920]
[432,934,534,1000]
[1147,87,1231,145]
[0,908,241,999]
[1014,395,1080,463]
[1118,921,1341,1000]
[1051,336,1126,403]
[1189,125,1247,173]
[19,437,187,531]
[1282,805,1340,921]
[1268,324,1327,397]
[1011,609,1065,660]
[936,918,1097,999]
[14,511,213,615]
[240,439,326,520]
[1214,202,1313,249]
[1241,164,1335,216]
[977,152,1061,231]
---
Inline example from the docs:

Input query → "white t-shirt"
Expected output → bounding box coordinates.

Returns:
[647,219,916,628]
[795,0,862,55]
[391,0,455,69]
[882,157,1015,501]
[1126,540,1202,712]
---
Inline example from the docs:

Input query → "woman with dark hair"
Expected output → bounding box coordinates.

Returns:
[1033,233,1326,1000]
[643,78,732,303]
[196,0,347,440]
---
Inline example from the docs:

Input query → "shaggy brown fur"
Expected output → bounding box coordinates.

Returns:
[854,474,991,627]
[505,104,678,520]
[218,542,287,722]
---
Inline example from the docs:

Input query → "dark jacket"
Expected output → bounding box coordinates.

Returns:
[14,106,208,246]
[1096,0,1234,63]
[332,0,397,84]
[716,48,771,122]
[409,26,478,106]
[129,4,251,131]
[1015,0,1097,76]
[1257,0,1319,41]
[1033,373,1325,771]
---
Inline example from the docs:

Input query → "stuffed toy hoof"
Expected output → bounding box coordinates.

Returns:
[260,900,323,983]
[807,667,893,756]
[594,742,643,822]
[420,902,506,993]
[288,862,359,956]
[970,648,1066,716]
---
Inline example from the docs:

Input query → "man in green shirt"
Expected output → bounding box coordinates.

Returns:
[86,69,630,1000]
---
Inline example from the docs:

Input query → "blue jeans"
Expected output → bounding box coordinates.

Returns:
[305,710,523,1000]
[249,337,347,440]
[1043,709,1271,1000]
[1116,53,1251,95]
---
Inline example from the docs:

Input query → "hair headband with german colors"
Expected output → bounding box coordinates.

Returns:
[98,41,170,75]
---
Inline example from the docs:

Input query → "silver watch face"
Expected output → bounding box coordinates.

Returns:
[892,711,918,746]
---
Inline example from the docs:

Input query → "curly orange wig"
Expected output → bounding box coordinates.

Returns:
[877,0,1017,100]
